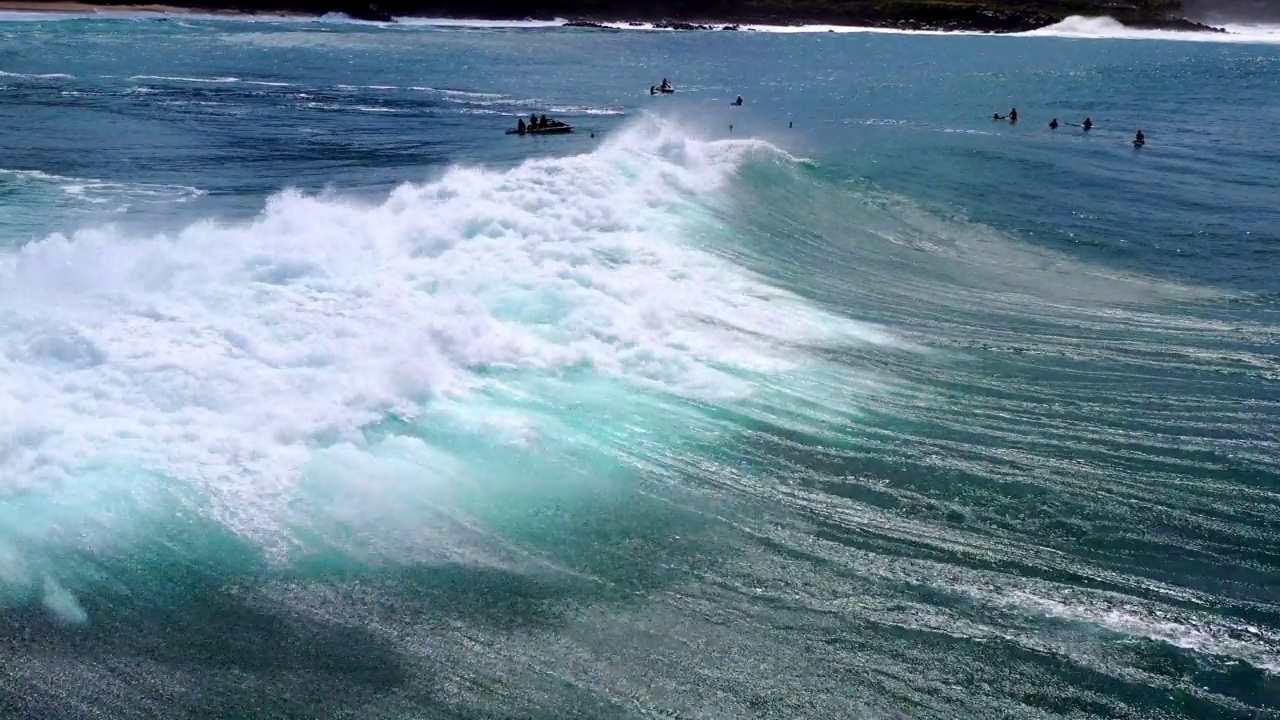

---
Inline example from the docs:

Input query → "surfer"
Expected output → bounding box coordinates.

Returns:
[1009,107,1018,123]
[1049,118,1058,129]
[733,95,743,106]
[1134,129,1145,145]
[1083,117,1093,131]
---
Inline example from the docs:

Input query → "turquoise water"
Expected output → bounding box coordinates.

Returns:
[1,13,1278,719]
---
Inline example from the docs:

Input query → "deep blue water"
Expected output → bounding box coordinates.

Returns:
[1,13,1278,720]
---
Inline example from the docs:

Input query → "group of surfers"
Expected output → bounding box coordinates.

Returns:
[995,107,1145,145]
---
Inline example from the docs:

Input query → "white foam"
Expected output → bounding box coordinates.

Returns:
[128,74,241,83]
[0,168,205,211]
[999,589,1280,674]
[1021,15,1280,43]
[301,101,398,112]
[0,70,73,79]
[712,22,959,35]
[0,118,896,598]
[41,575,88,624]
[392,16,567,28]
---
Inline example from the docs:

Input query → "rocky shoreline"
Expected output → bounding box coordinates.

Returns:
[332,0,1228,34]
[9,0,1229,34]
[562,8,1226,35]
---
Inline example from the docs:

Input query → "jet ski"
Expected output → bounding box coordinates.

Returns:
[507,123,573,135]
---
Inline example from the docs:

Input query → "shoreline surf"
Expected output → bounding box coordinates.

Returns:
[3,6,1273,44]
[0,0,1231,35]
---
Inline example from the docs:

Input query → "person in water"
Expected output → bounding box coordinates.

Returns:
[1009,107,1018,122]
[1083,117,1093,131]
[1134,129,1145,144]
[1049,118,1059,129]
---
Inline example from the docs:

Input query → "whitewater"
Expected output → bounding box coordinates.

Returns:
[1,12,1278,720]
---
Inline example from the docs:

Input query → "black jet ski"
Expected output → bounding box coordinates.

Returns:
[507,123,573,135]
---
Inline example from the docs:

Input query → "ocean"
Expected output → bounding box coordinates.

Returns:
[1,11,1278,719]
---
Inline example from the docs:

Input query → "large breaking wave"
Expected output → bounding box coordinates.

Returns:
[0,119,900,623]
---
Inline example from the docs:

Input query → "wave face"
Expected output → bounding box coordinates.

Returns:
[2,16,1279,720]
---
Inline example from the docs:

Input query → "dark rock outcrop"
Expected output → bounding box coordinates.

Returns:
[1121,15,1227,32]
[339,1,393,20]
[652,20,714,30]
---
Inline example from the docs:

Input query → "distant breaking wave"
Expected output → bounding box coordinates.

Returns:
[1021,15,1280,43]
